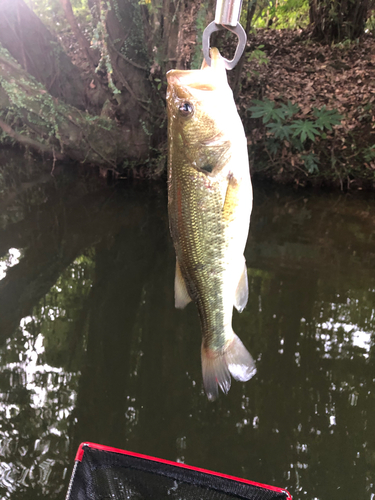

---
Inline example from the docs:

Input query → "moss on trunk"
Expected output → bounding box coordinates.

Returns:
[0,47,136,168]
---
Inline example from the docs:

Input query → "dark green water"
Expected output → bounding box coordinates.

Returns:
[0,166,374,500]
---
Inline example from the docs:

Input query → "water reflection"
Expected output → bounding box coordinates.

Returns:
[0,249,21,280]
[0,173,374,500]
[0,325,75,499]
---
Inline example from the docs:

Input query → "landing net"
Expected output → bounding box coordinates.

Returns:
[66,442,292,500]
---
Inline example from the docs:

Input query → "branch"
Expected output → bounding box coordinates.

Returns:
[58,0,99,70]
[0,118,64,159]
[107,33,148,71]
[0,53,23,72]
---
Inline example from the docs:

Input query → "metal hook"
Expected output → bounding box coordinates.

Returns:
[202,21,247,70]
[202,0,246,70]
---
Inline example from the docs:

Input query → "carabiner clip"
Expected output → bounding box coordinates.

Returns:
[202,0,247,70]
[202,22,246,70]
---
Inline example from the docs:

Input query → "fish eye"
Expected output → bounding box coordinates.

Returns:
[178,101,194,117]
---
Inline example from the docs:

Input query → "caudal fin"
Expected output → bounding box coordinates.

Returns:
[201,333,256,401]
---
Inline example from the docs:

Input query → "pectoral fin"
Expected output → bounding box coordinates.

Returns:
[221,173,240,222]
[174,260,192,309]
[234,259,248,313]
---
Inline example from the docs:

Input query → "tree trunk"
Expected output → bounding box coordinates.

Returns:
[104,0,159,154]
[142,0,209,72]
[0,0,211,167]
[175,0,204,70]
[309,0,371,42]
[0,49,138,165]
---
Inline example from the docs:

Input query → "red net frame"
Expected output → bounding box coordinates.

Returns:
[66,442,292,500]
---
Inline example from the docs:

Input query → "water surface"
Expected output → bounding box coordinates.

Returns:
[0,164,374,500]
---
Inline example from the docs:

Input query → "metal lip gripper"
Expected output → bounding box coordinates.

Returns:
[202,0,247,70]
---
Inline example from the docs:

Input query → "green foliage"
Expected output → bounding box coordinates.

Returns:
[0,43,117,157]
[363,145,375,163]
[310,0,370,41]
[0,47,63,140]
[266,120,291,140]
[24,0,91,34]
[247,45,269,66]
[191,2,209,70]
[366,14,375,34]
[290,119,321,142]
[332,38,357,50]
[300,152,320,174]
[252,0,309,30]
[249,98,343,174]
[356,101,373,123]
[246,45,269,79]
[250,99,297,123]
[250,99,282,122]
[313,106,343,130]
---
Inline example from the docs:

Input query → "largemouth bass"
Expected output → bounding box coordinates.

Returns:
[166,48,256,401]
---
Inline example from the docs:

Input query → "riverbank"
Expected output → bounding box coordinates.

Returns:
[237,29,375,190]
[1,25,375,191]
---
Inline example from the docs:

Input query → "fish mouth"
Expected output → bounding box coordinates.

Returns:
[166,47,228,96]
[166,70,221,99]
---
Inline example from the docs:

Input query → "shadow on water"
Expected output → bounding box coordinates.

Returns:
[0,158,374,500]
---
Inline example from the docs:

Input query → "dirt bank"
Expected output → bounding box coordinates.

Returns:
[236,29,375,190]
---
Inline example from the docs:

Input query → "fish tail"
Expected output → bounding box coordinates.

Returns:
[201,346,231,402]
[201,333,256,401]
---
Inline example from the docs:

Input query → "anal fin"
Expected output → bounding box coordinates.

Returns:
[175,260,192,309]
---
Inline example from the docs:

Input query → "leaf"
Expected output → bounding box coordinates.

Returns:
[313,106,343,130]
[279,100,300,119]
[290,119,320,143]
[249,99,286,123]
[266,138,281,155]
[266,121,291,140]
[301,153,320,174]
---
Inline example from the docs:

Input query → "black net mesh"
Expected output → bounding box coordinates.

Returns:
[66,445,288,500]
